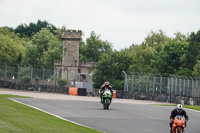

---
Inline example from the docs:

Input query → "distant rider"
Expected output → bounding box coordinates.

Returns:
[99,82,113,103]
[169,104,189,133]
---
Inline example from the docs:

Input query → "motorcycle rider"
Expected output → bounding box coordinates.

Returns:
[169,104,189,133]
[99,82,113,103]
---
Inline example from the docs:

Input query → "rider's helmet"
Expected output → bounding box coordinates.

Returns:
[176,104,183,113]
[105,82,110,88]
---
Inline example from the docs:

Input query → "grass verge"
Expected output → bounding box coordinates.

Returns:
[154,104,200,111]
[0,94,101,133]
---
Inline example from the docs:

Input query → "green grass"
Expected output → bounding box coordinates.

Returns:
[0,94,101,133]
[154,104,200,111]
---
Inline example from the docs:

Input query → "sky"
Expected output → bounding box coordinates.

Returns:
[0,0,200,50]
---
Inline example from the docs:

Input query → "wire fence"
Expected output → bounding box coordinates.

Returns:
[0,64,61,86]
[123,72,200,98]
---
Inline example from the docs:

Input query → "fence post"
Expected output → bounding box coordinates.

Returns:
[178,76,182,96]
[169,74,173,103]
[185,76,189,96]
[158,73,162,94]
[181,76,185,96]
[64,67,69,82]
[130,72,134,91]
[144,73,148,93]
[189,76,193,97]
[29,64,33,81]
[198,78,200,98]
[173,75,177,95]
[54,67,58,87]
[4,63,7,80]
[64,67,69,88]
[41,66,45,86]
[122,71,128,91]
[137,72,141,92]
[193,77,197,97]
[16,64,20,81]
[152,73,155,94]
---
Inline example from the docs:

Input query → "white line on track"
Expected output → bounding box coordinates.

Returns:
[9,98,105,133]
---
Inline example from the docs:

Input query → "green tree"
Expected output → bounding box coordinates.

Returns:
[181,30,200,70]
[79,31,113,62]
[192,60,200,77]
[14,20,57,38]
[125,45,157,73]
[141,30,171,53]
[93,51,133,90]
[22,28,62,68]
[0,27,27,64]
[152,41,189,74]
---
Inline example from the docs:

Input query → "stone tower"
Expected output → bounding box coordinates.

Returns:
[61,30,82,67]
[54,29,95,86]
[61,30,82,81]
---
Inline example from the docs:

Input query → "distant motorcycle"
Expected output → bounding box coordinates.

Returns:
[99,89,113,110]
[172,115,186,133]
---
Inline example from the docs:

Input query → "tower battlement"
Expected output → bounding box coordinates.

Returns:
[54,60,62,66]
[61,30,82,40]
[79,61,96,68]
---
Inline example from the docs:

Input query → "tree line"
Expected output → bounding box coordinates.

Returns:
[0,20,200,90]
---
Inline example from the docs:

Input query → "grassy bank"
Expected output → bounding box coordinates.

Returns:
[155,104,200,111]
[0,94,101,133]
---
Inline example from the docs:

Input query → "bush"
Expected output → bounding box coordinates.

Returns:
[0,69,4,77]
[57,78,67,86]
[34,76,40,82]
[21,75,31,84]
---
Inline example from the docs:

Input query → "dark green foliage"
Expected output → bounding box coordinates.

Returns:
[0,27,27,64]
[57,78,67,86]
[34,76,40,82]
[0,69,4,77]
[182,30,200,70]
[1,20,200,90]
[152,41,189,74]
[21,75,31,84]
[22,28,62,69]
[93,51,134,89]
[14,20,57,38]
[79,31,113,62]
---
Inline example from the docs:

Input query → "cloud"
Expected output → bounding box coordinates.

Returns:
[0,0,200,50]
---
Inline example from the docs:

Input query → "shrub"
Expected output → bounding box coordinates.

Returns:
[34,76,40,82]
[21,75,31,84]
[57,78,67,86]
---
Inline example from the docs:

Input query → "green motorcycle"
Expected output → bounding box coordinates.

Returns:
[100,89,113,110]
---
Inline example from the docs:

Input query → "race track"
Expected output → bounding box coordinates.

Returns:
[12,98,200,133]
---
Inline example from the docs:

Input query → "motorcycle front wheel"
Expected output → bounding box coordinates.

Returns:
[177,128,182,133]
[103,98,110,110]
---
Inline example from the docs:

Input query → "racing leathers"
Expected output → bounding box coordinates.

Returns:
[169,108,189,129]
[99,85,113,103]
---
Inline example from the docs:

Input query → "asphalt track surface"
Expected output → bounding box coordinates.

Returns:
[11,98,200,133]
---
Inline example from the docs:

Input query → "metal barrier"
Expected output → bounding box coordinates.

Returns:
[123,72,200,98]
[0,64,58,86]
